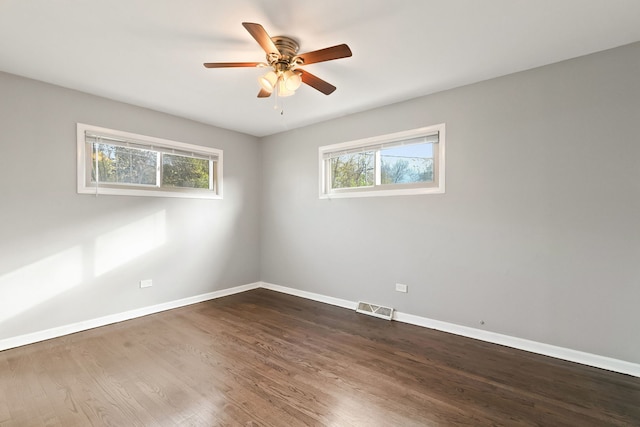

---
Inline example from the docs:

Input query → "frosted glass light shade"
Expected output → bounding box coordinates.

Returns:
[258,71,278,92]
[277,78,295,97]
[282,70,302,91]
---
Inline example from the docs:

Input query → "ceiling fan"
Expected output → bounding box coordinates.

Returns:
[203,22,352,98]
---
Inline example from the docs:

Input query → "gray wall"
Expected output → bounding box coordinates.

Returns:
[0,71,261,340]
[260,42,640,364]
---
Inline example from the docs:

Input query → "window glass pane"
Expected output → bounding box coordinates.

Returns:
[91,143,157,185]
[330,152,375,189]
[162,154,211,189]
[380,142,434,184]
[79,124,222,199]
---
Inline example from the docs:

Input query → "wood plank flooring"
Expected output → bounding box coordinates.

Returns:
[0,288,638,426]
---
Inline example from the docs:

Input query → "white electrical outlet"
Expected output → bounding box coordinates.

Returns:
[395,283,408,293]
[140,279,153,288]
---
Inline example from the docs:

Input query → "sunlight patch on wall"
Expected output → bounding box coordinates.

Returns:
[0,210,168,328]
[94,210,167,277]
[0,245,83,324]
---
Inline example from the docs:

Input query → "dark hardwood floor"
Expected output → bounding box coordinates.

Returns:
[0,289,638,426]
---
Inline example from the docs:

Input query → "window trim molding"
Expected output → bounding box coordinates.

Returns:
[318,124,445,199]
[76,123,223,199]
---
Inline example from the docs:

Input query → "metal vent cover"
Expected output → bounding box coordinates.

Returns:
[356,301,394,321]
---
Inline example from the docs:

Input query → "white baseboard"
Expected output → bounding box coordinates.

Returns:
[260,282,357,310]
[3,280,638,377]
[0,282,261,352]
[259,282,640,378]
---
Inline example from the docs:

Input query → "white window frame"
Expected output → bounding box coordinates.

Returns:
[76,123,223,199]
[319,124,445,199]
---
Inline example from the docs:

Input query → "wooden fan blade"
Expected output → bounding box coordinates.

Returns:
[242,22,279,55]
[296,44,352,65]
[203,62,262,68]
[299,70,336,95]
[257,88,272,98]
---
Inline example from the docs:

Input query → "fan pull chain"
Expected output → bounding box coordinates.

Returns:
[273,77,284,116]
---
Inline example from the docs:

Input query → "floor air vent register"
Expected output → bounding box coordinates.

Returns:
[356,302,394,321]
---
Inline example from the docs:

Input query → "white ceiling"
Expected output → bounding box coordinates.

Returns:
[1,1,639,137]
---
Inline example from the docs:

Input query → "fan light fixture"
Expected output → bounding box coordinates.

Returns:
[259,69,302,97]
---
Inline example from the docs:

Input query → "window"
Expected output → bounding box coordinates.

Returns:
[77,123,222,199]
[319,124,445,198]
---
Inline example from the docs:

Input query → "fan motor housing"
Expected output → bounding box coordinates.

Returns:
[269,36,299,65]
